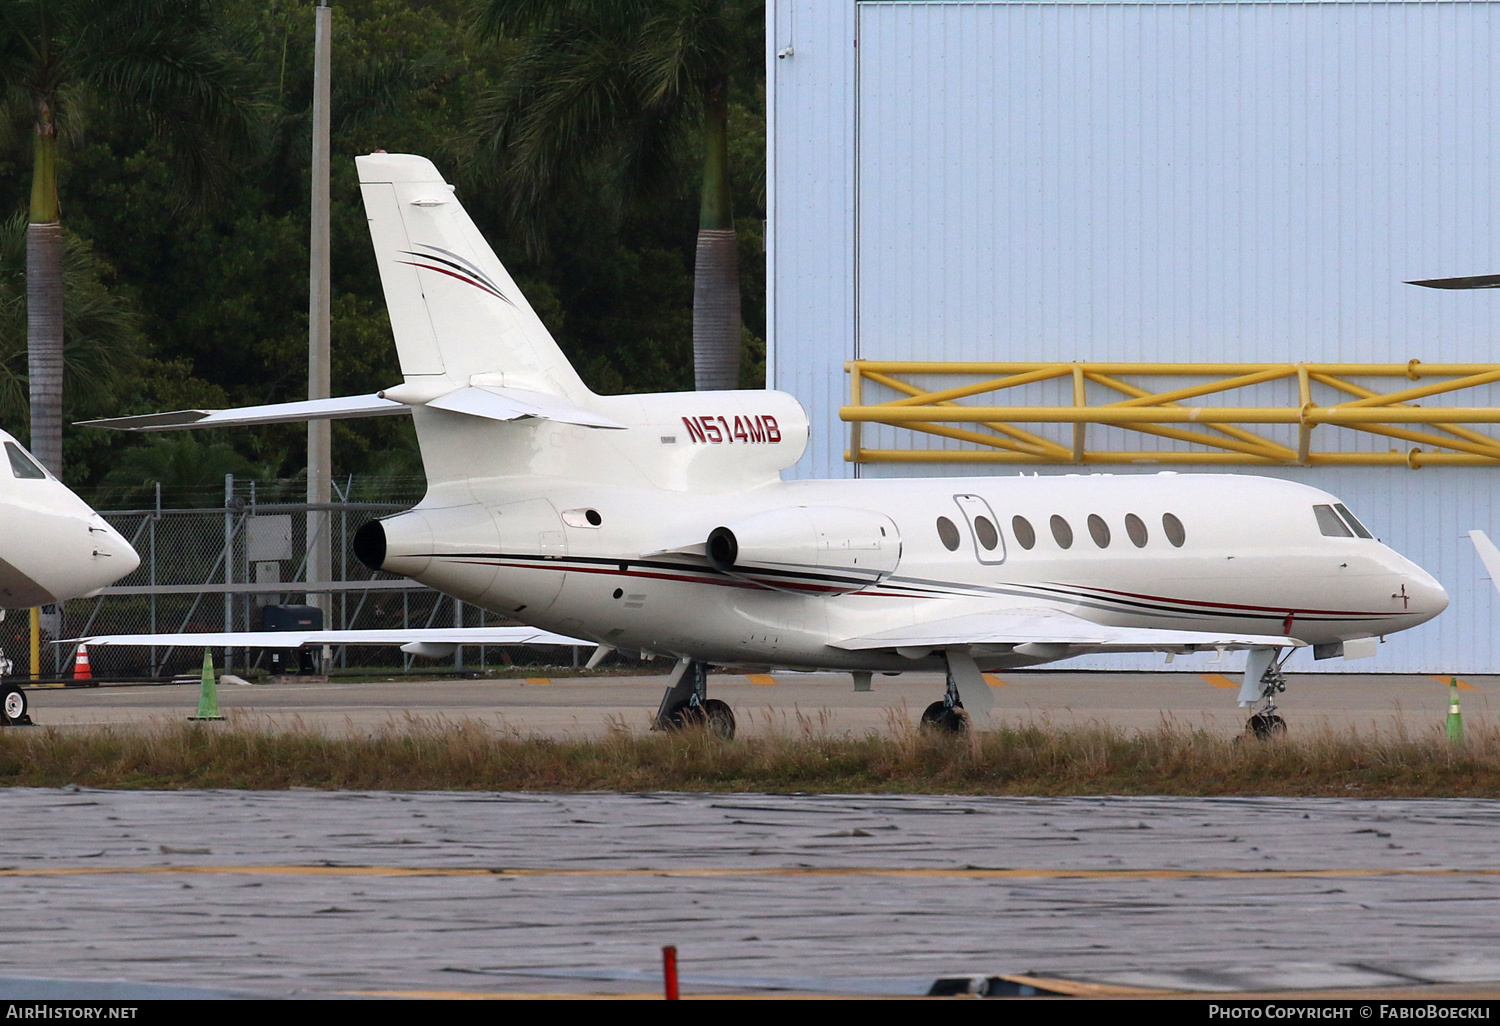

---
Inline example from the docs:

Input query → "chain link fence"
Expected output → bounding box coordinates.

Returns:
[11,476,591,681]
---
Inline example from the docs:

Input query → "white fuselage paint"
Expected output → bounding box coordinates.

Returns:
[376,419,1446,674]
[0,429,140,608]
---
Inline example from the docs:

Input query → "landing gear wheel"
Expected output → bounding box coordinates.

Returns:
[1,685,31,726]
[701,698,736,740]
[1246,712,1286,740]
[920,700,969,733]
[662,699,736,739]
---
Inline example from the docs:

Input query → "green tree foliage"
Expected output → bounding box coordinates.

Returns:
[0,0,256,478]
[99,434,270,507]
[470,0,764,390]
[0,0,766,499]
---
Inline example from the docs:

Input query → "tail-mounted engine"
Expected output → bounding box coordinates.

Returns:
[705,506,901,594]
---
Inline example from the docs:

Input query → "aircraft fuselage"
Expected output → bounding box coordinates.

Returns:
[370,470,1445,673]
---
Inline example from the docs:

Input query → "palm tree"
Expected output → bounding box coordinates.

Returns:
[0,0,252,477]
[0,212,142,440]
[471,0,760,391]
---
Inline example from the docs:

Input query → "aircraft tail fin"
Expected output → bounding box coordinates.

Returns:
[356,153,590,401]
[1470,530,1500,594]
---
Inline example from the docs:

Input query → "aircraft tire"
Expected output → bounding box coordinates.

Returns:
[1246,713,1287,740]
[920,701,969,733]
[1,685,29,726]
[701,699,736,740]
[662,699,735,739]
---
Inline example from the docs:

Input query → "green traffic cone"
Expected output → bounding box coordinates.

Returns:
[1446,677,1463,743]
[190,648,225,721]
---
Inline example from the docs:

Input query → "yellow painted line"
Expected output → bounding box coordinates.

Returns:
[746,674,777,686]
[1430,674,1477,691]
[524,677,551,685]
[1201,673,1238,690]
[982,673,1007,687]
[7,864,1500,881]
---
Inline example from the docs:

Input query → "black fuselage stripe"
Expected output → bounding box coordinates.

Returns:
[421,554,1409,624]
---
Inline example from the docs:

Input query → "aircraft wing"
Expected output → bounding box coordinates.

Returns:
[71,627,589,649]
[831,608,1302,655]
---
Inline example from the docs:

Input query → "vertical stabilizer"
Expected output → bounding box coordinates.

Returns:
[356,153,590,400]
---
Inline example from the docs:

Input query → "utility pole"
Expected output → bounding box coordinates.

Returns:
[308,2,333,657]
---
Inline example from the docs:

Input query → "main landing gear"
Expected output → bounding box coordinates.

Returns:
[1,652,31,726]
[920,651,994,734]
[654,658,736,739]
[921,665,970,733]
[1244,652,1289,740]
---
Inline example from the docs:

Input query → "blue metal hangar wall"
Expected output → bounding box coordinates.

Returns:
[766,0,1500,672]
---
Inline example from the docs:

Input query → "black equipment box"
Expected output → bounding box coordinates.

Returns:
[260,604,323,675]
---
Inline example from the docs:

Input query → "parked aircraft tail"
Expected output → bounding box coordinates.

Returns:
[356,152,591,402]
[80,153,810,493]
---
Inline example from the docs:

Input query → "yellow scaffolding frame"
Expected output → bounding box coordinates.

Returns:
[842,361,1500,468]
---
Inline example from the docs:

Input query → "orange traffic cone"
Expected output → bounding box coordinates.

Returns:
[72,644,92,681]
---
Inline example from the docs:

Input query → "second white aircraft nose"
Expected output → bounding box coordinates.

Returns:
[80,518,140,596]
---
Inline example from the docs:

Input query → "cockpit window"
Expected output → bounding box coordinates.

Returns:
[5,442,46,480]
[1334,503,1374,539]
[1313,504,1353,537]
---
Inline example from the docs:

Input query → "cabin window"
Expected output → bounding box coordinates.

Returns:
[1313,504,1353,538]
[973,515,999,551]
[1124,513,1148,547]
[1162,512,1186,547]
[1050,515,1074,549]
[5,442,45,480]
[1012,515,1036,550]
[936,516,961,551]
[1334,503,1374,539]
[1087,514,1110,548]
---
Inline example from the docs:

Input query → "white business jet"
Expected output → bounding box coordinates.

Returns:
[82,153,1448,738]
[0,428,140,723]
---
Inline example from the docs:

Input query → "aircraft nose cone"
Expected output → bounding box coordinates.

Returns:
[81,520,140,595]
[1405,566,1449,623]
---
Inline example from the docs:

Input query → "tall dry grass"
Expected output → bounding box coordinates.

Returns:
[1,713,1498,794]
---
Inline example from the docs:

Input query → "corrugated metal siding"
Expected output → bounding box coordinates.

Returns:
[769,1,1500,671]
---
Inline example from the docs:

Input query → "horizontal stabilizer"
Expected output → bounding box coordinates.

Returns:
[79,387,622,432]
[833,608,1303,654]
[78,395,407,432]
[71,627,589,649]
[425,385,624,429]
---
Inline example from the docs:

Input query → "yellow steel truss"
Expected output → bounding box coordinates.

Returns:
[842,361,1500,467]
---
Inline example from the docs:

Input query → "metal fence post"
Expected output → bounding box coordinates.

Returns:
[454,597,464,672]
[150,481,159,676]
[224,473,233,674]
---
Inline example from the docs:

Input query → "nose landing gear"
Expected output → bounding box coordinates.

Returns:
[1244,653,1289,740]
[0,650,29,726]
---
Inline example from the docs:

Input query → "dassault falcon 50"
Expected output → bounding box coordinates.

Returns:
[85,153,1449,737]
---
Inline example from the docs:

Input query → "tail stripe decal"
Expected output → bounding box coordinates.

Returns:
[397,244,516,307]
